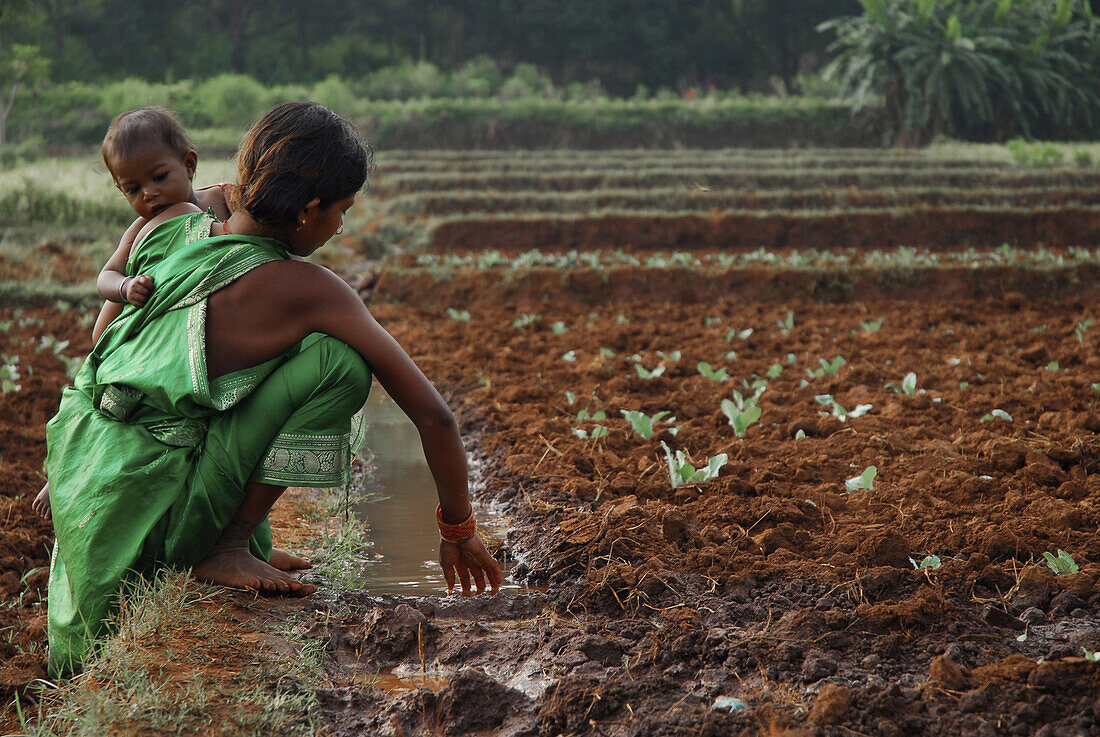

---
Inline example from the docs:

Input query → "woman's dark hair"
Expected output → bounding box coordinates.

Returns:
[234,102,372,227]
[101,107,194,178]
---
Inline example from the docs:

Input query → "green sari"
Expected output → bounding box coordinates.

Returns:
[46,212,369,675]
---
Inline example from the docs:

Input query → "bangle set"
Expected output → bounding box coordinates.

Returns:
[118,277,132,304]
[436,504,477,543]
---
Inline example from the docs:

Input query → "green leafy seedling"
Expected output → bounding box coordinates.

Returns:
[1083,648,1100,662]
[860,317,885,332]
[656,350,681,362]
[552,321,569,335]
[910,555,941,570]
[725,327,753,343]
[634,364,666,380]
[697,362,729,382]
[1043,549,1079,575]
[620,409,676,439]
[818,355,847,377]
[446,308,471,322]
[845,465,877,492]
[572,425,608,440]
[576,408,606,422]
[661,441,727,489]
[720,399,762,437]
[1045,361,1060,372]
[565,391,576,405]
[599,347,615,358]
[886,372,918,396]
[561,351,577,362]
[512,313,541,331]
[980,409,1013,423]
[765,363,783,379]
[1076,318,1094,343]
[776,311,794,333]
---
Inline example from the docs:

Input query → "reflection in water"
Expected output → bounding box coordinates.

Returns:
[354,385,520,596]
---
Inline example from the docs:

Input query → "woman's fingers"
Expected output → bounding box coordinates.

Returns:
[456,563,473,596]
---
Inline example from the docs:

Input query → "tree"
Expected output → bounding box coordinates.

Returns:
[0,43,50,149]
[819,0,1100,143]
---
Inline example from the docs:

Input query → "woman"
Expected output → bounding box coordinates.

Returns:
[45,102,501,676]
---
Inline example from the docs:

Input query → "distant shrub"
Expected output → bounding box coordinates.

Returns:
[363,61,448,100]
[196,74,272,129]
[1007,139,1066,167]
[451,55,504,97]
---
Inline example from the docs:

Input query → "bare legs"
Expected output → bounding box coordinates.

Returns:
[192,481,316,595]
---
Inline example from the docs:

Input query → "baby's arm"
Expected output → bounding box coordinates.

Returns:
[97,216,153,308]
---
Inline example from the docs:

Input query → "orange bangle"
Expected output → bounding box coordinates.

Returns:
[437,504,477,543]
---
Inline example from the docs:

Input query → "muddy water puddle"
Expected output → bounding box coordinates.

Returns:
[355,385,524,596]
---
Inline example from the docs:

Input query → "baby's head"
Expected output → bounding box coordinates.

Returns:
[102,107,198,220]
[234,101,371,229]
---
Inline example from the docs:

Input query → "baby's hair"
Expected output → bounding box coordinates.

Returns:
[101,106,194,178]
[234,101,373,227]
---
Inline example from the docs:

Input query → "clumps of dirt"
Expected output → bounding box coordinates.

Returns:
[428,208,1100,253]
[0,306,93,722]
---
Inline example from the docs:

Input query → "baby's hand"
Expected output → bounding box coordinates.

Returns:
[124,275,155,306]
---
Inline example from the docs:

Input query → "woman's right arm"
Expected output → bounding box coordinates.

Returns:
[209,260,502,594]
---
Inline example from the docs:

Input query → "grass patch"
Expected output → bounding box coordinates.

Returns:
[19,571,326,737]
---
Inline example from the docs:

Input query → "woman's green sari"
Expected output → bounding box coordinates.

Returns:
[46,212,369,675]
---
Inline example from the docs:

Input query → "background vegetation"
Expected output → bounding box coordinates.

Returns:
[1,0,1099,155]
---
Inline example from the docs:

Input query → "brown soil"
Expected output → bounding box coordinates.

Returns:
[6,268,1100,735]
[429,208,1100,252]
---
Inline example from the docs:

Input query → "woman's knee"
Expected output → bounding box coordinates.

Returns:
[311,335,371,405]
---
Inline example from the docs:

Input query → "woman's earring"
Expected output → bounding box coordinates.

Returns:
[296,219,305,232]
[335,226,344,235]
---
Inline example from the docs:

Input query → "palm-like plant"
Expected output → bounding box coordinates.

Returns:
[819,0,1100,144]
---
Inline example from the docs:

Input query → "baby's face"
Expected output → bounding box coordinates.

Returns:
[110,142,196,221]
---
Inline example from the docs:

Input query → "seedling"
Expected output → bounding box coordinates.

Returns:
[704,316,723,327]
[910,555,941,570]
[1042,549,1079,575]
[845,465,877,492]
[1083,648,1100,662]
[730,386,766,410]
[0,357,20,393]
[0,321,10,334]
[561,351,577,362]
[36,335,70,355]
[512,313,541,331]
[697,362,729,382]
[1045,361,1060,372]
[765,363,783,379]
[776,311,795,334]
[446,308,470,322]
[572,426,608,440]
[860,317,885,332]
[575,408,606,422]
[980,409,1013,423]
[814,394,871,422]
[620,409,678,439]
[786,353,797,364]
[818,355,847,377]
[720,399,761,437]
[552,321,569,335]
[565,391,576,405]
[724,350,738,361]
[885,372,918,396]
[794,429,806,440]
[599,347,616,358]
[616,314,630,325]
[660,441,727,489]
[725,327,753,343]
[656,350,681,362]
[1076,318,1094,343]
[634,364,665,380]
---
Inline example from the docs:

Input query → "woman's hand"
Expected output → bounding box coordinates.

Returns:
[440,535,503,596]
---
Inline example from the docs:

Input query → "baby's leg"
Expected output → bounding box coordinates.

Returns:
[32,482,50,518]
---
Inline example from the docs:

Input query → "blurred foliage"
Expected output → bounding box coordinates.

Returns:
[819,0,1100,143]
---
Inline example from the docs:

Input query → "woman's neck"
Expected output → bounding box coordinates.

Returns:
[223,212,290,242]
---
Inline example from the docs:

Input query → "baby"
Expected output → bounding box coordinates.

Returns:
[33,107,233,516]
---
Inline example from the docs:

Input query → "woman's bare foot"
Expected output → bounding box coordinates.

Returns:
[194,548,315,595]
[32,483,51,518]
[268,548,312,571]
[194,518,315,595]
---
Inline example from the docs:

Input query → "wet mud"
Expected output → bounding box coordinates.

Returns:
[5,271,1100,735]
